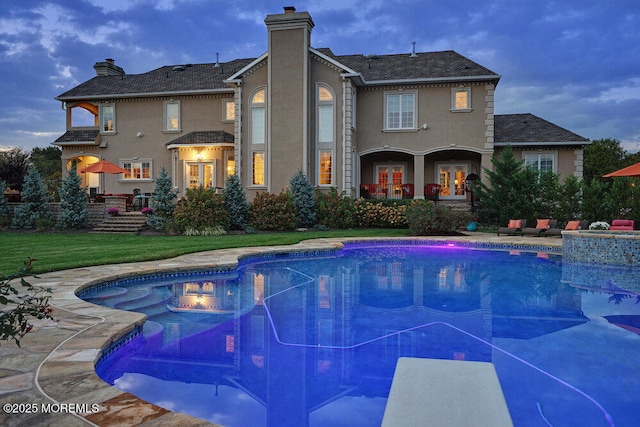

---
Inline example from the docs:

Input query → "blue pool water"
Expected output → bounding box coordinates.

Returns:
[84,243,640,426]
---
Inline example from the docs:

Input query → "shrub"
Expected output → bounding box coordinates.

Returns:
[223,174,250,230]
[172,187,228,233]
[289,170,316,227]
[106,207,119,215]
[406,200,472,235]
[315,187,355,228]
[184,225,226,236]
[146,166,179,231]
[353,198,408,228]
[11,168,52,229]
[56,161,89,230]
[141,207,153,215]
[248,191,297,231]
[0,258,54,347]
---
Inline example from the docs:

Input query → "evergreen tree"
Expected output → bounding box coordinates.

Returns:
[556,175,582,221]
[11,168,52,229]
[146,166,178,231]
[472,146,526,226]
[56,161,89,229]
[289,170,316,227]
[223,173,249,230]
[581,179,612,223]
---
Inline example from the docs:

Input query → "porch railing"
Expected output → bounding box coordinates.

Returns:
[360,183,440,201]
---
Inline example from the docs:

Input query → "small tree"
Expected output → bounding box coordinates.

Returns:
[223,173,249,230]
[56,161,89,230]
[172,187,228,233]
[146,166,178,231]
[11,168,52,229]
[289,170,316,227]
[1,259,54,347]
[556,175,582,221]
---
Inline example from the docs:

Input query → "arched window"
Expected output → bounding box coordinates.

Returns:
[250,88,266,186]
[317,84,335,186]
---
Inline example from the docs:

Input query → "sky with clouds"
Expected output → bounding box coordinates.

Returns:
[1,0,639,153]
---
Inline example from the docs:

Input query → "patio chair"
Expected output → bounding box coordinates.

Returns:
[522,219,558,237]
[497,219,527,236]
[128,188,141,211]
[546,219,589,237]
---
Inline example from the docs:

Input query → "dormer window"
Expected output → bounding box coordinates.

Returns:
[100,104,115,133]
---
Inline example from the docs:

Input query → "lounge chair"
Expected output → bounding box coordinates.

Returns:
[610,219,634,230]
[546,219,589,237]
[497,219,526,236]
[522,219,558,237]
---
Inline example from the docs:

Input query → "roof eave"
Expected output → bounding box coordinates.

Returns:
[362,75,501,86]
[224,52,268,83]
[55,88,234,102]
[494,141,590,147]
[166,142,234,149]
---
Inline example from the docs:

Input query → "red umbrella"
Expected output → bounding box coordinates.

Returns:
[602,161,640,178]
[80,159,128,174]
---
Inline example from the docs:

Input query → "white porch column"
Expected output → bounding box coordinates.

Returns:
[414,154,425,199]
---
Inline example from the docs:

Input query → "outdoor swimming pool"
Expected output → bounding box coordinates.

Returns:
[82,243,640,426]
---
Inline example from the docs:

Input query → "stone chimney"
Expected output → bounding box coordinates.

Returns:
[93,58,125,76]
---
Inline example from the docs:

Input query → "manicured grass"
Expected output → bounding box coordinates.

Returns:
[1,229,410,275]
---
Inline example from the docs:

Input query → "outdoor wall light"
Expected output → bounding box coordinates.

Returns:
[136,132,143,138]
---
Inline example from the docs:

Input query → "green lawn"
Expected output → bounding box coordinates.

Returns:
[1,229,410,275]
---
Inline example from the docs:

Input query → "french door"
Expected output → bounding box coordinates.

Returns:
[187,162,214,189]
[437,163,467,199]
[376,164,404,199]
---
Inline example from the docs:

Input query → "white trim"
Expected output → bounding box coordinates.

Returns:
[384,91,417,130]
[166,142,234,149]
[225,52,269,83]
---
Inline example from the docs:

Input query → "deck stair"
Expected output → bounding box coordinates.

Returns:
[92,212,148,234]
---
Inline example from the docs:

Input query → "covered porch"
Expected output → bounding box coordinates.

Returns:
[357,149,487,203]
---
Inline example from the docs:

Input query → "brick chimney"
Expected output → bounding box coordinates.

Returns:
[93,58,125,76]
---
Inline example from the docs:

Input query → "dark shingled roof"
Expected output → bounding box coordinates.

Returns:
[331,50,500,83]
[56,59,255,100]
[494,114,589,144]
[53,129,100,146]
[56,50,499,100]
[166,131,234,146]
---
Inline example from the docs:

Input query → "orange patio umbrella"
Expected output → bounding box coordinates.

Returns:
[80,159,128,174]
[602,161,640,178]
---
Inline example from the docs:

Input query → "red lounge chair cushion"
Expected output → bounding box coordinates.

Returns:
[508,219,521,228]
[536,219,550,229]
[610,219,634,230]
[565,220,581,230]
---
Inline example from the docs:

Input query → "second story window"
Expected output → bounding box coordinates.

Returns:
[452,87,471,111]
[224,100,235,121]
[385,92,415,130]
[100,104,115,133]
[525,153,555,174]
[164,100,180,131]
[251,89,265,145]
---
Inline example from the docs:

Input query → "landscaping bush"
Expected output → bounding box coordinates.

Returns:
[353,198,408,228]
[146,166,179,231]
[315,187,355,229]
[0,181,10,228]
[248,191,297,231]
[56,161,89,230]
[172,187,227,234]
[223,173,250,230]
[406,200,472,234]
[11,168,52,229]
[289,170,316,227]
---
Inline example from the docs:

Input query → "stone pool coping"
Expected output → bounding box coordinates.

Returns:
[0,235,562,426]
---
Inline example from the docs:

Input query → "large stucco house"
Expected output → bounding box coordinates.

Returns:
[53,6,589,207]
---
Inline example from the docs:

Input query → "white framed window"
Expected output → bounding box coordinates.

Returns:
[186,161,215,189]
[524,152,555,173]
[385,92,415,130]
[250,89,265,145]
[164,100,181,132]
[318,150,333,186]
[99,103,115,133]
[121,159,152,180]
[318,85,335,143]
[452,87,471,111]
[223,99,235,122]
[252,151,265,186]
